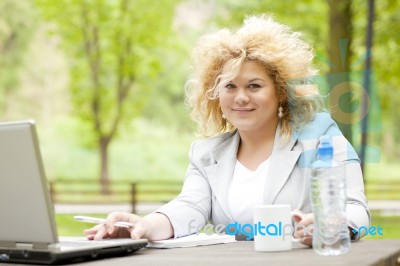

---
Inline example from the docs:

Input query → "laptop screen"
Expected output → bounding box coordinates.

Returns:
[0,121,58,246]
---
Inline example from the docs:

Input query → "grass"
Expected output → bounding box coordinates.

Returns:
[363,211,400,240]
[364,161,400,200]
[56,214,107,237]
[365,162,400,182]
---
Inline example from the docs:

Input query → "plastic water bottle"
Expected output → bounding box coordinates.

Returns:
[310,135,350,256]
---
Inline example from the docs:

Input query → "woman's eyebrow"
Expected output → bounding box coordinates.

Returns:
[248,78,265,82]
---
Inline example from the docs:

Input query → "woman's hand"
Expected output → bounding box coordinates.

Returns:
[292,209,314,247]
[84,212,151,240]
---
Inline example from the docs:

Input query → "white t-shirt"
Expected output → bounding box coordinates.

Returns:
[228,158,270,224]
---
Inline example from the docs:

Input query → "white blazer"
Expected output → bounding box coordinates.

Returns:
[157,113,370,238]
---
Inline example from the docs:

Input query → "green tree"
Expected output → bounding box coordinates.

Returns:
[36,0,178,193]
[366,0,400,161]
[0,0,37,115]
[327,0,353,143]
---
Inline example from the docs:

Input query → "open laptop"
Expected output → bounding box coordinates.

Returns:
[0,120,148,264]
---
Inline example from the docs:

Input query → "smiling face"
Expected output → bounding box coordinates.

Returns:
[218,60,280,134]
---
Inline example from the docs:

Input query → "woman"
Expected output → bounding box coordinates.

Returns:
[84,15,370,246]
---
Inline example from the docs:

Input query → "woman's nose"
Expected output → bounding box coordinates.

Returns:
[234,89,249,105]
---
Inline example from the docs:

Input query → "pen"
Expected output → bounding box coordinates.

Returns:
[74,215,134,228]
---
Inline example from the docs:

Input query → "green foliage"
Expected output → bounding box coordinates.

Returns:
[0,0,38,112]
[214,0,328,70]
[351,0,400,162]
[352,0,400,116]
[35,0,179,143]
[371,1,400,125]
[35,0,182,186]
[139,41,195,132]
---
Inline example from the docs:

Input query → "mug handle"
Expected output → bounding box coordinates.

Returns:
[291,210,305,243]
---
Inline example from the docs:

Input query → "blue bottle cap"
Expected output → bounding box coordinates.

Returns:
[317,135,333,157]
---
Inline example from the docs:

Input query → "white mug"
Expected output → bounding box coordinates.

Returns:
[253,204,302,252]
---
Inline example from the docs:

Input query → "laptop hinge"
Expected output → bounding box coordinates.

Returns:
[0,241,16,248]
[5,242,54,250]
[33,242,50,250]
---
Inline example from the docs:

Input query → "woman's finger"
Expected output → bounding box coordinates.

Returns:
[84,228,97,235]
[291,209,305,223]
[292,212,314,240]
[84,224,105,239]
[300,236,313,247]
[93,224,110,240]
[130,223,147,239]
[294,228,307,238]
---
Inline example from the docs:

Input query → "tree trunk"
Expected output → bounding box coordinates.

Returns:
[328,0,353,144]
[99,136,111,194]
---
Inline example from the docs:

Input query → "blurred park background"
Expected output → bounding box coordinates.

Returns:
[0,0,399,238]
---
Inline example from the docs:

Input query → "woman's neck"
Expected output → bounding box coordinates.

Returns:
[237,123,278,171]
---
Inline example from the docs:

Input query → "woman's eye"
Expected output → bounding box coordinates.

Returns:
[225,83,235,89]
[249,84,261,89]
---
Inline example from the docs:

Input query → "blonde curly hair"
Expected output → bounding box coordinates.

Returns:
[185,14,323,138]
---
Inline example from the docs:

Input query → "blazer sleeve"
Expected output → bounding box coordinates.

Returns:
[155,141,212,238]
[323,116,371,240]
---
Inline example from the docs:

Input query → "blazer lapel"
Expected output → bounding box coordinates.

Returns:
[263,126,301,204]
[204,126,301,220]
[204,131,240,221]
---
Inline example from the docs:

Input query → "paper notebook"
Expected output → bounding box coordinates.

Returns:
[147,233,236,249]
